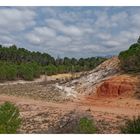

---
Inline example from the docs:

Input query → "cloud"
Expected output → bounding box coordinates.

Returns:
[104,40,121,47]
[0,7,36,33]
[26,26,56,45]
[46,19,84,37]
[97,33,111,40]
[0,7,140,58]
[26,34,41,45]
[56,35,72,44]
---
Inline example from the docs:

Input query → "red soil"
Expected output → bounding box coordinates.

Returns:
[96,74,139,97]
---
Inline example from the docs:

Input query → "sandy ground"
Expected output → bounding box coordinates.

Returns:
[0,73,77,86]
[0,75,49,86]
[0,93,140,133]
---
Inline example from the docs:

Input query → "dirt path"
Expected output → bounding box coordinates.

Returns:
[0,94,140,133]
[0,94,140,117]
[80,96,140,115]
[0,75,53,86]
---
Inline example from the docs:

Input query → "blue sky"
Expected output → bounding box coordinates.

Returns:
[0,7,140,58]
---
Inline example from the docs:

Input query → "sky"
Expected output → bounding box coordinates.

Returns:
[0,7,140,58]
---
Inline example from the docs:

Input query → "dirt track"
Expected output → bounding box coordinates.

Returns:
[0,92,140,133]
[0,75,53,86]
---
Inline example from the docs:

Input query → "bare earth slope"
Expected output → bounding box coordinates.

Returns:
[60,57,121,96]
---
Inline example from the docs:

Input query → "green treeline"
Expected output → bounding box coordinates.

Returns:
[119,37,140,72]
[0,61,42,81]
[0,44,106,81]
[0,44,55,65]
[45,57,106,75]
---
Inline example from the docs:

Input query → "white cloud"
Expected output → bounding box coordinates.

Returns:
[0,7,140,58]
[97,33,111,40]
[46,19,84,36]
[26,34,41,45]
[56,35,72,44]
[33,27,56,38]
[26,26,56,45]
[0,8,36,33]
[104,40,121,46]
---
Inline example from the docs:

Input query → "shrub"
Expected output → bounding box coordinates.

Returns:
[76,117,96,134]
[121,116,140,134]
[44,64,57,75]
[5,65,17,80]
[0,66,6,81]
[18,63,34,80]
[0,102,21,134]
[28,62,42,78]
[0,62,17,81]
[119,43,140,72]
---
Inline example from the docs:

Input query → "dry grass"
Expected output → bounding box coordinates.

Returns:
[50,73,81,80]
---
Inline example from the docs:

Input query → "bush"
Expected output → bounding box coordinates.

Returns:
[76,117,96,134]
[0,66,6,81]
[44,64,57,75]
[30,62,42,78]
[0,62,17,81]
[121,116,140,134]
[0,102,21,134]
[119,43,140,72]
[5,65,17,80]
[18,63,34,80]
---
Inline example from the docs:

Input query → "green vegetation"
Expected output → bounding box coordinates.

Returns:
[0,44,55,65]
[0,102,21,134]
[18,62,42,80]
[76,117,96,134]
[0,62,17,81]
[121,116,140,134]
[119,37,140,72]
[0,44,107,81]
[0,61,42,81]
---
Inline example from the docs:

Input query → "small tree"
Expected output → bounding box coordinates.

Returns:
[76,117,96,134]
[0,102,21,134]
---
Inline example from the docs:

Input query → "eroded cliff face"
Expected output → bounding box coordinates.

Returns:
[57,57,121,96]
[96,75,139,97]
[57,56,140,99]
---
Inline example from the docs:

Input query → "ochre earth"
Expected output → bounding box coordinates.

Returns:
[96,75,139,97]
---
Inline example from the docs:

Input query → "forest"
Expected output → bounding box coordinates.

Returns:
[0,45,106,81]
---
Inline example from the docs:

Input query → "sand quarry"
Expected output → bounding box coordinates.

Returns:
[0,57,140,134]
